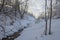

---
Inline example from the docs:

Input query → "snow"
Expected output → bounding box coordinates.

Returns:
[0,13,35,39]
[15,19,60,40]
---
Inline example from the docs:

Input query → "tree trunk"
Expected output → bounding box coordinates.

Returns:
[0,0,5,12]
[45,0,47,35]
[49,0,52,35]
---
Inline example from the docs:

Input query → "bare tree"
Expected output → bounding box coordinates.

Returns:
[20,0,28,19]
[49,0,52,35]
[45,0,47,35]
[24,0,28,13]
[0,0,5,12]
[14,0,20,20]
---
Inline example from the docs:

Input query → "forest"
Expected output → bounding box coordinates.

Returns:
[0,0,60,40]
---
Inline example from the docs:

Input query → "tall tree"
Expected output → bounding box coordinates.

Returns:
[45,0,47,35]
[49,0,52,35]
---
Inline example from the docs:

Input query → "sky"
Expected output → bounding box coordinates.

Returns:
[28,0,45,13]
[28,0,45,18]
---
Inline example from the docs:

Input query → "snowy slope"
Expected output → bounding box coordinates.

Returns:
[0,13,35,39]
[15,19,60,40]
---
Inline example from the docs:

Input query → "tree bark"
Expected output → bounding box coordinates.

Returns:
[45,0,47,35]
[0,0,5,12]
[49,0,52,35]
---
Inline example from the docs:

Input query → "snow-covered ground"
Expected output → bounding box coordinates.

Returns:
[15,19,60,40]
[0,13,35,39]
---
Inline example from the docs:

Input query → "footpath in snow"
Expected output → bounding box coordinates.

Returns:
[15,19,60,40]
